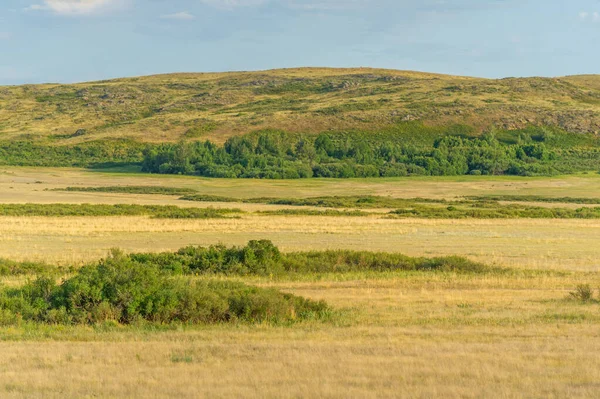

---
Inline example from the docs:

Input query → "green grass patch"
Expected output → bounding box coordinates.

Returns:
[0,204,241,219]
[0,259,58,277]
[181,194,442,208]
[258,209,369,217]
[466,195,600,204]
[181,194,600,219]
[388,203,600,219]
[53,186,198,196]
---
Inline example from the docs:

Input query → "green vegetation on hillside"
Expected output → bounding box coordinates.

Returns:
[141,127,600,178]
[2,125,599,177]
[3,68,600,144]
[2,69,600,177]
[0,140,145,167]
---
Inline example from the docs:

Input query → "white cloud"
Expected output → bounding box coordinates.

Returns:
[24,4,46,11]
[579,11,600,22]
[0,32,12,40]
[161,11,196,20]
[25,0,121,16]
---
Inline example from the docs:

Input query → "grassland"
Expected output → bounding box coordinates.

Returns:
[1,166,600,398]
[1,269,600,398]
[2,167,600,270]
[2,68,600,145]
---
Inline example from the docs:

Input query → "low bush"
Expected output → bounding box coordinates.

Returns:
[0,250,328,326]
[129,240,284,276]
[128,241,497,276]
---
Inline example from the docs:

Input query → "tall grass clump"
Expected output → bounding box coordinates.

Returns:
[568,285,597,303]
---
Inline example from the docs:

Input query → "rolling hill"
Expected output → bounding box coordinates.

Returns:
[1,68,600,145]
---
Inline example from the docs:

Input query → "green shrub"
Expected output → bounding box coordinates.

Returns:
[128,241,498,276]
[130,240,283,276]
[0,251,328,326]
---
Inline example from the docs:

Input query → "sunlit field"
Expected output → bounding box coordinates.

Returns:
[1,167,600,398]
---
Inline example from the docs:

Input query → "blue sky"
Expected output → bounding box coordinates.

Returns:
[0,0,599,84]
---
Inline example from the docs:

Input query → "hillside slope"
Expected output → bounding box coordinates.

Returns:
[1,67,600,144]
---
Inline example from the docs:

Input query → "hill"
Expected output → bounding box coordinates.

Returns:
[2,67,600,145]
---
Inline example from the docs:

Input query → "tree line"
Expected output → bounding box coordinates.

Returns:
[142,131,563,178]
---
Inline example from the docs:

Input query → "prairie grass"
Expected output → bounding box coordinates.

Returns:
[0,270,599,398]
[0,215,599,271]
[1,166,600,398]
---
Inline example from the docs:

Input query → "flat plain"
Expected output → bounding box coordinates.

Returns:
[1,167,600,270]
[1,167,600,398]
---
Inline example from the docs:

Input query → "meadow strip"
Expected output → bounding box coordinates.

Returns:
[52,186,198,196]
[0,204,241,219]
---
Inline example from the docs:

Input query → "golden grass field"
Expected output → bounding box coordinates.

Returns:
[1,167,600,398]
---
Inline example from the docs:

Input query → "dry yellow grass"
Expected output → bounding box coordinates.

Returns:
[3,167,600,201]
[1,215,599,271]
[1,274,600,398]
[1,166,600,398]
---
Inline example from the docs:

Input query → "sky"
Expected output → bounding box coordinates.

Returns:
[0,0,599,84]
